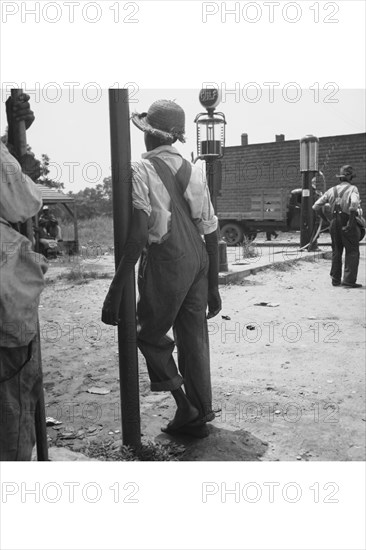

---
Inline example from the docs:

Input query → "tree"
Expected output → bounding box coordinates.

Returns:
[38,153,65,190]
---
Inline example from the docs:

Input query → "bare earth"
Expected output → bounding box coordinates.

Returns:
[39,241,366,461]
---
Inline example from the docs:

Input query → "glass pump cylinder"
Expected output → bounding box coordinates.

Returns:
[300,134,319,172]
[196,113,226,158]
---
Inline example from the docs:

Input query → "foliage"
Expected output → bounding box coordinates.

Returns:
[38,153,65,190]
[84,439,186,461]
[241,236,260,259]
[34,150,114,221]
[3,138,115,221]
[72,176,113,219]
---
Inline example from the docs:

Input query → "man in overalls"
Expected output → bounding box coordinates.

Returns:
[313,165,362,288]
[102,100,221,437]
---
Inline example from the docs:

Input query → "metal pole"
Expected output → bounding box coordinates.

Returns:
[206,158,214,205]
[108,89,141,449]
[10,89,49,461]
[34,342,49,461]
[300,171,315,249]
[207,158,228,272]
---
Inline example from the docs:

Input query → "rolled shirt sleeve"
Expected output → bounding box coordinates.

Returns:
[349,187,361,211]
[131,161,152,217]
[313,189,331,211]
[0,142,42,223]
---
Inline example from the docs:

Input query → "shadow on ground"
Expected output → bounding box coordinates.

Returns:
[157,425,268,461]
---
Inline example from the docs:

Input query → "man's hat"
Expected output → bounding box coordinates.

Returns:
[336,165,356,179]
[43,205,49,211]
[131,100,186,143]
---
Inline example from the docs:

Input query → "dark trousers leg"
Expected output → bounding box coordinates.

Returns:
[173,269,214,423]
[0,344,42,461]
[137,288,186,392]
[342,225,361,284]
[330,218,343,284]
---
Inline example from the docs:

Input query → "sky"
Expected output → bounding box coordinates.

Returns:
[1,87,364,193]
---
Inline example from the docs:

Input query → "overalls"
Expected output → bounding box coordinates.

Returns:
[0,342,42,460]
[330,186,361,285]
[137,157,215,424]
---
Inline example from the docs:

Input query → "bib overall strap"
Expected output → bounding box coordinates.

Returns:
[333,185,349,215]
[175,158,192,195]
[334,185,350,200]
[149,157,192,220]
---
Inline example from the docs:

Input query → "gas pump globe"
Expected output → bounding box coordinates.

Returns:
[300,134,319,172]
[194,89,226,160]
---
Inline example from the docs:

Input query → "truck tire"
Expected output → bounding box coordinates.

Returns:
[220,223,244,245]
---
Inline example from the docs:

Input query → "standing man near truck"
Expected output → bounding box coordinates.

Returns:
[312,165,362,288]
[0,94,48,460]
[102,99,221,438]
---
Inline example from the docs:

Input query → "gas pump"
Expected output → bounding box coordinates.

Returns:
[195,88,228,271]
[300,134,319,249]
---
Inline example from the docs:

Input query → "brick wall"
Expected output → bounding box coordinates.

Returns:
[217,133,366,215]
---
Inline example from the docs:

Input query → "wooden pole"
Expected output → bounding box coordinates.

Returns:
[108,89,141,449]
[10,90,27,155]
[73,201,79,254]
[10,89,49,461]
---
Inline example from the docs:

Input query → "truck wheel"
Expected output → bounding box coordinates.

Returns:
[221,223,244,245]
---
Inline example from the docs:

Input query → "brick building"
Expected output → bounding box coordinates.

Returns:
[218,132,366,214]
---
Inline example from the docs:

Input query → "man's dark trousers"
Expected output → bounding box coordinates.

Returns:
[330,212,360,284]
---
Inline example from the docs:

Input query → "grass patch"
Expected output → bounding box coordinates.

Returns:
[57,266,112,283]
[61,215,114,253]
[241,236,260,259]
[267,261,297,272]
[84,439,186,461]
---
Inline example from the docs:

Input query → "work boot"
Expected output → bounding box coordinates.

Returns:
[341,282,362,288]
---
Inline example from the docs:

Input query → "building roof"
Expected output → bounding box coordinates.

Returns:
[37,183,74,204]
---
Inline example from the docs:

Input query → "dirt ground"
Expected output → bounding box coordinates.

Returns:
[39,241,366,461]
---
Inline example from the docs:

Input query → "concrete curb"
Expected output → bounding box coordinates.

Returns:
[254,241,331,248]
[219,250,330,285]
[253,241,365,248]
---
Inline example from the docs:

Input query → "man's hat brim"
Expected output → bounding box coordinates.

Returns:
[131,112,185,143]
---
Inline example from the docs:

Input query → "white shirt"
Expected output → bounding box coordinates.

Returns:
[0,141,42,223]
[131,145,218,244]
[313,181,361,215]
